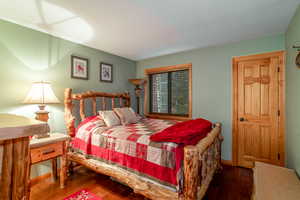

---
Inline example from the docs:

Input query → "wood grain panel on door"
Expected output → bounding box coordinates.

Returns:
[232,51,285,168]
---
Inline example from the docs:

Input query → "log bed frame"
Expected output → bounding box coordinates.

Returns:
[64,88,223,200]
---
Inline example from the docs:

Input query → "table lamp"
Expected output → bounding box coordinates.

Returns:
[128,79,146,114]
[23,81,60,122]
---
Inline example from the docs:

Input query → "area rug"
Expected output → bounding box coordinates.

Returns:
[64,189,102,200]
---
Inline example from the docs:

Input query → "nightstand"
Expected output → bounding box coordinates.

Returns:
[29,133,70,190]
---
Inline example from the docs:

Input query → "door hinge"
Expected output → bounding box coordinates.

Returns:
[278,153,281,160]
[278,110,280,116]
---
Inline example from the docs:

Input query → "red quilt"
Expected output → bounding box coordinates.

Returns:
[71,117,212,191]
[71,117,182,190]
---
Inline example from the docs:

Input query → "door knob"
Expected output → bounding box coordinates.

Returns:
[240,117,246,122]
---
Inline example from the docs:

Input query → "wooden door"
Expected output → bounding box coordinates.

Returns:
[233,51,285,168]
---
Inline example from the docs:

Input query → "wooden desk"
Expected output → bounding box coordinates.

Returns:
[0,114,49,200]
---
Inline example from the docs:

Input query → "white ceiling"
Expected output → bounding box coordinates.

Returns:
[0,0,299,60]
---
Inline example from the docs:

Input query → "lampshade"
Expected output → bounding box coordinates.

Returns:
[23,81,60,104]
[128,79,146,86]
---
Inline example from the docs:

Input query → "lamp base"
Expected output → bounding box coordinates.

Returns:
[34,107,50,138]
[35,110,49,122]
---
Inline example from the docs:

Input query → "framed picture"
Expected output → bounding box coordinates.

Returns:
[100,62,113,82]
[71,55,89,80]
[296,52,300,68]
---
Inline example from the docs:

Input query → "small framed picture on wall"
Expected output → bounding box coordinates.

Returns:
[71,55,89,80]
[100,62,113,82]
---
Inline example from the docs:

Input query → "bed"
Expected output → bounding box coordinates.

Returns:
[64,88,223,200]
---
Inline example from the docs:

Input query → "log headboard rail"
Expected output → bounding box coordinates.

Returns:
[64,88,130,137]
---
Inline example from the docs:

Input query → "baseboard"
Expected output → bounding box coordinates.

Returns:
[221,160,233,166]
[30,172,53,186]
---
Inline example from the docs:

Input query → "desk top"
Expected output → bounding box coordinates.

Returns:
[0,114,49,140]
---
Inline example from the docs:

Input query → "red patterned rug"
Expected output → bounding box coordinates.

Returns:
[64,189,102,200]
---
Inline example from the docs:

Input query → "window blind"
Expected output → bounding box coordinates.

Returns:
[150,70,189,116]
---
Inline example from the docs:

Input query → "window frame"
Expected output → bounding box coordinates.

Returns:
[144,63,192,120]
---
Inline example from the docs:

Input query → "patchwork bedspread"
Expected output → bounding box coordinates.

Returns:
[71,118,184,190]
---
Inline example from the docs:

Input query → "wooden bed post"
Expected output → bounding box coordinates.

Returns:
[183,123,222,200]
[183,147,200,200]
[64,88,75,137]
[126,92,131,107]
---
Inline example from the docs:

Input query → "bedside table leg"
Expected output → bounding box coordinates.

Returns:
[60,142,67,188]
[52,158,58,180]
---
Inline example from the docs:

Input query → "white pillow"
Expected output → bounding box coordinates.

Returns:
[99,110,121,127]
[113,107,139,125]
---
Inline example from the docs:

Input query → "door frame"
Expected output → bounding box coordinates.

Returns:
[232,51,286,167]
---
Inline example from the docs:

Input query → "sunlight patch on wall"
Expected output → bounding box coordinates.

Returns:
[0,0,93,71]
[5,105,38,120]
[0,0,93,43]
[37,0,93,44]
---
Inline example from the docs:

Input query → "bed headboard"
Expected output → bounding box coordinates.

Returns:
[64,88,131,137]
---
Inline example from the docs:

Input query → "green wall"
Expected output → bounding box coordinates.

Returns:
[0,19,136,177]
[286,5,300,175]
[137,34,285,161]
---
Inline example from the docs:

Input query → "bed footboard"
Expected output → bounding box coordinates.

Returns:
[183,123,223,200]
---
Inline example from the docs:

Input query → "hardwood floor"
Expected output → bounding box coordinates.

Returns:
[203,165,253,200]
[30,165,253,200]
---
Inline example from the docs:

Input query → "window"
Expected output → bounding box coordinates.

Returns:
[145,64,192,119]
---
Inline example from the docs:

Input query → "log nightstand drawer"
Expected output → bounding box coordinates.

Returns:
[31,142,64,164]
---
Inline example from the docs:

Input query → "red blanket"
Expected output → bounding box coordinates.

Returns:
[150,118,212,145]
